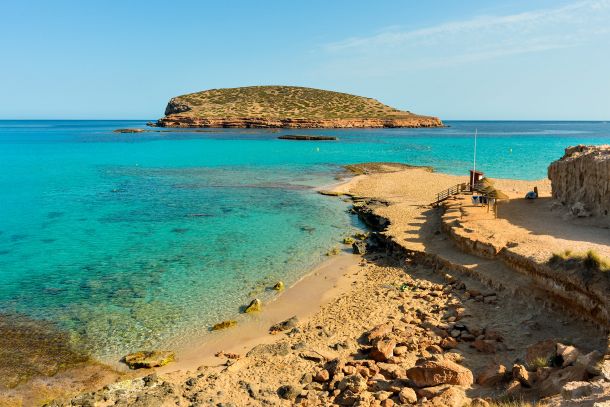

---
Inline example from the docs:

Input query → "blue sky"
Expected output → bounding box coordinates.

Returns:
[1,0,609,120]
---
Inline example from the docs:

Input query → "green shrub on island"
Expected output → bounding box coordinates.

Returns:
[343,237,355,245]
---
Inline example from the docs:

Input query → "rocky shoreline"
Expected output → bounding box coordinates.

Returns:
[36,162,610,407]
[153,116,444,129]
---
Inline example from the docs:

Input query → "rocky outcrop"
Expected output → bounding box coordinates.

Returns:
[548,145,610,217]
[155,115,444,129]
[122,350,175,369]
[278,135,338,140]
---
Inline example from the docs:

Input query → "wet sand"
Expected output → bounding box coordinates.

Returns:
[159,252,361,374]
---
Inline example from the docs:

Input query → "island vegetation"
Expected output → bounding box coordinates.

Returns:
[154,86,443,128]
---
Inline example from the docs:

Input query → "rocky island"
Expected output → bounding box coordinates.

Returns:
[154,86,443,128]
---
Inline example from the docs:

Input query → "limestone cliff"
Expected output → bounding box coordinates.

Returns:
[154,86,443,128]
[548,145,610,217]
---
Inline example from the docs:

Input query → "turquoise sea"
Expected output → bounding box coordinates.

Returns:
[0,120,608,362]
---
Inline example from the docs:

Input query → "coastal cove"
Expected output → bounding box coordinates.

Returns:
[0,120,609,400]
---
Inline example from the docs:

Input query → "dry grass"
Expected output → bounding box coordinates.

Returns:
[167,86,425,120]
[549,249,610,273]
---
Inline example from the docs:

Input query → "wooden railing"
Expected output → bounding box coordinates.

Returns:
[431,182,470,206]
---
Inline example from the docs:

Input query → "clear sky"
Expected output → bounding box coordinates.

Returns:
[1,0,609,120]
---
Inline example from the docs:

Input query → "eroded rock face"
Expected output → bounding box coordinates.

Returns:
[548,145,610,217]
[156,115,444,128]
[122,350,175,369]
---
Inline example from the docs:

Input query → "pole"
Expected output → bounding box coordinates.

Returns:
[471,129,478,187]
[473,128,477,174]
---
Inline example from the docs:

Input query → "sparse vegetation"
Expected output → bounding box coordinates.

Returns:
[165,86,428,120]
[529,356,550,369]
[548,249,610,273]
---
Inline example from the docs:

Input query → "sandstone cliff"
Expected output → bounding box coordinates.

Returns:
[154,86,443,128]
[548,145,610,217]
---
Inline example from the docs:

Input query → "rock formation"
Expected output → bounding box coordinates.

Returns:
[548,145,610,217]
[154,86,443,128]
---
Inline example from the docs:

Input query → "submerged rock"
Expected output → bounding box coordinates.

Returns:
[113,128,146,133]
[212,320,237,331]
[122,350,175,369]
[278,135,338,141]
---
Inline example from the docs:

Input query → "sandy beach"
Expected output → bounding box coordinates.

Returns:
[13,162,606,407]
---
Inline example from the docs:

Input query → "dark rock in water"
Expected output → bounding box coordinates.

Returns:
[269,316,299,334]
[171,227,189,234]
[41,238,56,244]
[47,211,64,219]
[0,250,10,255]
[277,384,302,400]
[122,350,175,369]
[113,128,146,133]
[10,234,28,242]
[352,241,367,255]
[300,226,316,233]
[278,135,338,141]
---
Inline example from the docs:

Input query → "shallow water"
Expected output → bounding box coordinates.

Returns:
[0,120,608,362]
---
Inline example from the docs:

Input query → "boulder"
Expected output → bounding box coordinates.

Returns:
[398,387,417,404]
[406,360,473,387]
[368,323,392,343]
[476,363,506,386]
[561,381,593,399]
[269,316,298,334]
[416,384,452,398]
[277,384,302,400]
[338,374,368,394]
[370,338,396,362]
[314,369,330,382]
[575,350,602,374]
[122,350,175,369]
[244,298,262,313]
[272,281,285,291]
[556,343,580,367]
[539,365,587,397]
[512,364,533,387]
[424,385,470,407]
[352,241,367,255]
